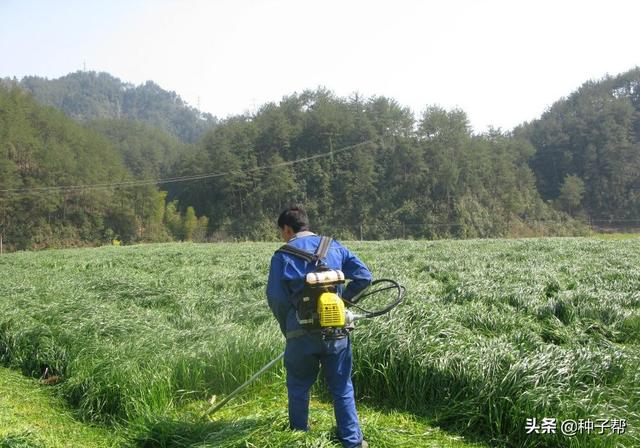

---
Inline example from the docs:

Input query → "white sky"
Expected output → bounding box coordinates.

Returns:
[1,0,639,133]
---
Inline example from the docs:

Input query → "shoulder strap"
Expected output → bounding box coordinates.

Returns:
[277,244,316,263]
[315,236,332,260]
[277,236,333,265]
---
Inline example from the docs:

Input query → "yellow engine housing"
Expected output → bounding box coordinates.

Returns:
[317,292,346,327]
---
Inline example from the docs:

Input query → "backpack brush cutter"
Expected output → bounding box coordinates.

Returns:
[203,274,406,418]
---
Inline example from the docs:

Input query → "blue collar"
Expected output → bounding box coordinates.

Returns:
[288,231,316,242]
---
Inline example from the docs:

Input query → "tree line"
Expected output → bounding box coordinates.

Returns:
[167,90,579,240]
[2,68,640,250]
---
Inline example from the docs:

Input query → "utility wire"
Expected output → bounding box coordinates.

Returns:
[2,138,638,228]
[0,139,375,195]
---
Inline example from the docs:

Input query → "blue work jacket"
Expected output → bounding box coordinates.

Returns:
[266,232,372,337]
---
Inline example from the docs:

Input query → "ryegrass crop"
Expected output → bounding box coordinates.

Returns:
[0,238,638,447]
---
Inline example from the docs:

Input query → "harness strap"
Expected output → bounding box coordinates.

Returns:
[276,244,316,263]
[277,236,333,265]
[286,328,348,340]
[315,236,332,261]
[286,329,318,339]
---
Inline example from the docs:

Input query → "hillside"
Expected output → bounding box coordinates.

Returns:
[1,79,583,246]
[0,84,185,250]
[516,67,640,226]
[17,71,217,143]
[168,92,579,239]
[5,68,640,248]
[86,118,195,179]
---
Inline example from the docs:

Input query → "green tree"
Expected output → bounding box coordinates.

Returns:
[182,206,198,241]
[164,200,183,240]
[558,174,585,215]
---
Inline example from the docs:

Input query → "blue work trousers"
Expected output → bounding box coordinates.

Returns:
[284,334,363,448]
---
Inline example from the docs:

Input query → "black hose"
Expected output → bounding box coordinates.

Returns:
[343,278,405,318]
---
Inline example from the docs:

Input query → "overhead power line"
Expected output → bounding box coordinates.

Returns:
[0,139,375,195]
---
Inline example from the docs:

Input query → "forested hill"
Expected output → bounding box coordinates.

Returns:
[0,85,207,251]
[86,118,194,180]
[516,67,640,226]
[15,71,217,143]
[167,91,577,240]
[3,68,639,250]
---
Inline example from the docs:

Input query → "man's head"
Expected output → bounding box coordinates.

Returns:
[277,204,309,241]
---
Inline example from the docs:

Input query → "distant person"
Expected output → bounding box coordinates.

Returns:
[266,204,372,448]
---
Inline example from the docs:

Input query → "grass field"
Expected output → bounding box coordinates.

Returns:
[0,238,638,447]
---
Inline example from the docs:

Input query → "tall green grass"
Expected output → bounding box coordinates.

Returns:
[0,239,638,447]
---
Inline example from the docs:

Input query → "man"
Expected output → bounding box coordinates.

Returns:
[266,205,372,448]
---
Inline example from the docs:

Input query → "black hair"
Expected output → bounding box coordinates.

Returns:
[277,204,310,233]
